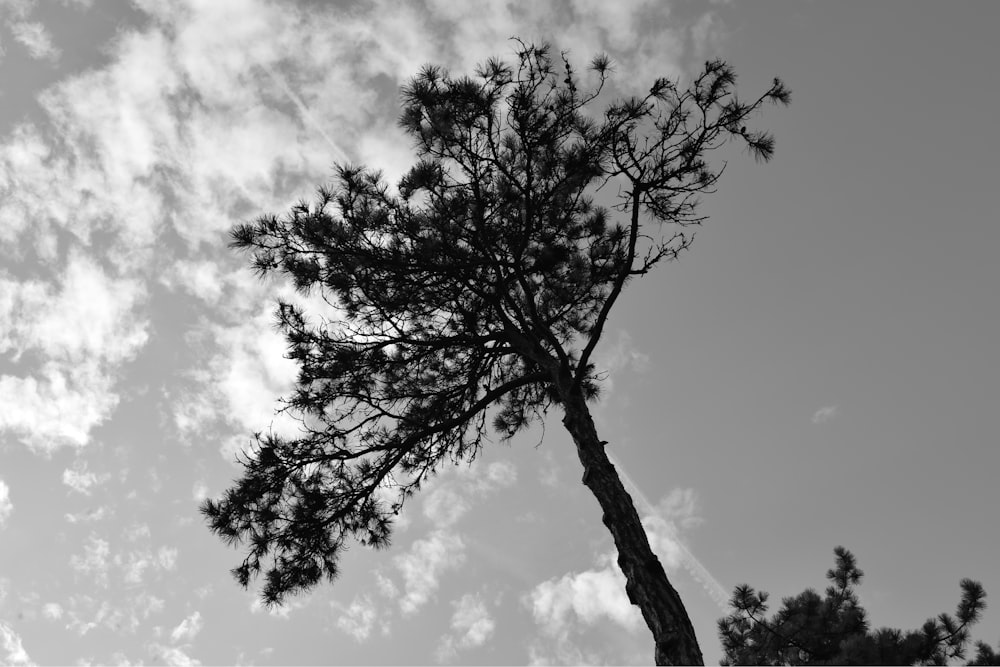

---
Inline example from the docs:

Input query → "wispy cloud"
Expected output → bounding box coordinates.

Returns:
[69,534,111,588]
[0,480,11,528]
[0,623,31,666]
[524,484,726,661]
[8,20,60,61]
[62,464,111,495]
[41,602,63,620]
[436,593,496,661]
[812,405,839,424]
[527,553,644,638]
[422,460,518,528]
[395,530,466,615]
[334,595,378,643]
[147,643,201,666]
[169,611,203,644]
[0,252,148,452]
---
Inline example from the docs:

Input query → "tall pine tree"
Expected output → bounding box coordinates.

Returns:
[202,41,789,665]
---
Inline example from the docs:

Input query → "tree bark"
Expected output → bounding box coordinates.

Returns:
[560,388,704,666]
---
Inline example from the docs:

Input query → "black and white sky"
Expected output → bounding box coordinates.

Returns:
[0,1,998,664]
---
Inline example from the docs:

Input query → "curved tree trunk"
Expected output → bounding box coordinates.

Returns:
[560,388,704,666]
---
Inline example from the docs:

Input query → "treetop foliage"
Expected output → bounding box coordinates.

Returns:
[718,546,998,665]
[203,40,789,607]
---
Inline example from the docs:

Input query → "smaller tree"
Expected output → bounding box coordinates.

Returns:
[717,546,994,665]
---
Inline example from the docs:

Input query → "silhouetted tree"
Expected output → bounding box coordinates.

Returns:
[202,41,788,665]
[718,546,994,665]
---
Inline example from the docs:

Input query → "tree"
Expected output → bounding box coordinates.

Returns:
[717,546,996,665]
[201,41,789,665]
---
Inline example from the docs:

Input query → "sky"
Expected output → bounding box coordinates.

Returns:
[0,0,998,664]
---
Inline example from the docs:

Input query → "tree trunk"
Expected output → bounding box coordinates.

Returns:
[560,388,704,666]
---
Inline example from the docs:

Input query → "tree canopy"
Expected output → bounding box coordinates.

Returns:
[718,546,999,665]
[202,40,789,665]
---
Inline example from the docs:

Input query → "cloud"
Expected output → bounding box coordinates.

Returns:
[0,480,11,527]
[170,611,203,644]
[0,0,33,21]
[436,593,496,660]
[524,551,648,665]
[334,595,377,643]
[248,595,309,620]
[64,506,110,524]
[8,20,60,60]
[0,251,148,452]
[527,553,644,638]
[0,623,31,666]
[395,530,466,615]
[148,643,200,666]
[655,487,704,532]
[0,0,709,462]
[474,460,518,493]
[64,591,164,637]
[62,465,111,495]
[690,10,727,60]
[69,534,111,588]
[191,482,208,502]
[812,405,839,424]
[593,330,651,396]
[525,486,721,658]
[42,602,63,620]
[422,486,471,529]
[114,524,178,585]
[422,460,519,528]
[375,571,398,599]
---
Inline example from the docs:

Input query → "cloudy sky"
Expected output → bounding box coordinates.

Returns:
[1,0,998,664]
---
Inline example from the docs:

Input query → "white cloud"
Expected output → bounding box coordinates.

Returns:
[422,459,519,528]
[248,595,309,620]
[1,0,697,261]
[42,602,63,620]
[157,546,178,571]
[812,405,839,424]
[148,643,200,667]
[0,0,34,21]
[8,20,60,60]
[64,507,110,524]
[0,622,31,666]
[656,487,703,532]
[375,571,398,599]
[395,530,466,615]
[475,460,518,493]
[69,534,111,588]
[0,480,11,527]
[690,10,726,60]
[65,591,164,637]
[437,592,496,660]
[0,252,148,452]
[334,595,377,642]
[62,465,111,495]
[115,526,177,585]
[0,0,702,464]
[594,329,651,396]
[524,487,714,656]
[527,553,644,638]
[422,486,471,528]
[170,611,203,644]
[191,482,208,502]
[123,523,151,543]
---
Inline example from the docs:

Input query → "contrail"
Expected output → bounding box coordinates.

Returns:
[607,452,731,611]
[259,62,350,164]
